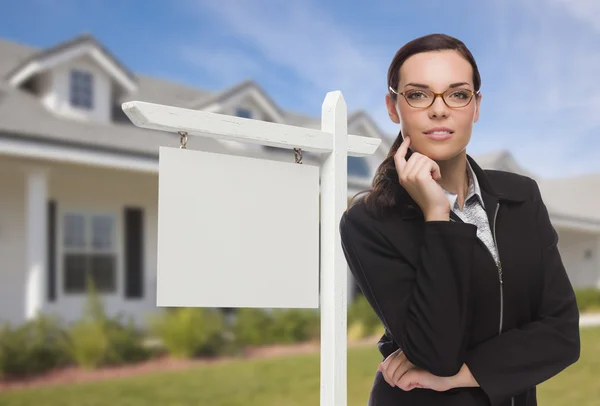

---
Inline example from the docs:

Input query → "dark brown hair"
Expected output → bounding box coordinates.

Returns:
[348,33,482,218]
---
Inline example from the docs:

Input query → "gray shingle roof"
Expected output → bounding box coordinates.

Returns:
[4,34,137,84]
[0,38,38,78]
[0,84,229,157]
[539,174,600,222]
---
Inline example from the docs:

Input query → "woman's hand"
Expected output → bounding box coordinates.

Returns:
[397,369,454,392]
[378,348,416,388]
[380,361,480,392]
[394,136,450,221]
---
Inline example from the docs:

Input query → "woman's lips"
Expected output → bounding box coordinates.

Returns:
[423,130,454,141]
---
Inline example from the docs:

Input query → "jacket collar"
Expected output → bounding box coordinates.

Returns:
[398,153,526,220]
[466,154,526,203]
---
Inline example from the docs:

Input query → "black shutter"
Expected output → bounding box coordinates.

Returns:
[124,207,144,299]
[47,200,57,302]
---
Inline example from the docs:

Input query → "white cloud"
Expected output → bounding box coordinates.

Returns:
[471,0,600,177]
[550,0,600,33]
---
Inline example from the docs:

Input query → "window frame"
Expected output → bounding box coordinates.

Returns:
[69,69,94,110]
[235,107,253,119]
[58,208,120,296]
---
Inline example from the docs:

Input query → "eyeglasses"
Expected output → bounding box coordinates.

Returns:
[389,86,479,108]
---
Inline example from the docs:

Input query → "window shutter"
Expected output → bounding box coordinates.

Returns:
[47,200,57,302]
[124,207,144,299]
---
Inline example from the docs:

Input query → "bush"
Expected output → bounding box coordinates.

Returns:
[269,309,320,344]
[347,320,366,342]
[64,279,149,369]
[0,314,70,379]
[148,307,226,359]
[575,288,600,313]
[231,308,275,346]
[230,308,320,347]
[348,294,381,337]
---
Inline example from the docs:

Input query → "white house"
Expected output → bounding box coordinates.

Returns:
[0,34,598,327]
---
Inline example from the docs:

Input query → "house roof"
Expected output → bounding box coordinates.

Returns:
[472,150,536,178]
[0,83,229,158]
[0,35,388,160]
[190,79,286,120]
[4,34,137,91]
[538,174,600,223]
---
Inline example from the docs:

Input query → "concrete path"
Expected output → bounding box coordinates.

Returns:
[580,312,600,327]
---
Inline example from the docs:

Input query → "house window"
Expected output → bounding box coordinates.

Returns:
[63,212,117,294]
[348,156,370,178]
[235,107,252,119]
[70,70,93,109]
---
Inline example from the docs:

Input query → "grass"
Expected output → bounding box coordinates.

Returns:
[0,327,598,406]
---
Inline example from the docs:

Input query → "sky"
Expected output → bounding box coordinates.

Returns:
[1,0,600,179]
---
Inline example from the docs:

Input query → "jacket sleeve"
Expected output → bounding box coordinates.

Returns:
[464,179,581,406]
[339,207,479,376]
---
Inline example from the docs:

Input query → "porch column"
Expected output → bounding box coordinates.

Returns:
[597,236,600,290]
[347,266,355,303]
[25,170,48,320]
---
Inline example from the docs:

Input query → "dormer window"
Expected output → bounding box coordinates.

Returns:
[70,69,93,109]
[235,107,252,119]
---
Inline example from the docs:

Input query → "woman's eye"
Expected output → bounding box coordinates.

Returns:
[450,91,469,99]
[407,91,427,99]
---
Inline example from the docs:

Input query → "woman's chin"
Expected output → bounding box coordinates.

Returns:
[411,137,468,162]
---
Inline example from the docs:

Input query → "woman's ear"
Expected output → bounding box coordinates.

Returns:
[385,93,401,124]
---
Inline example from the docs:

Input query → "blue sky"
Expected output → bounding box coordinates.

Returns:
[1,0,600,179]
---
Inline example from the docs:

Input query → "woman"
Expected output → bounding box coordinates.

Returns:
[339,33,580,406]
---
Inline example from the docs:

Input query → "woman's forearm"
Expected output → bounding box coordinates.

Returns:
[450,364,480,388]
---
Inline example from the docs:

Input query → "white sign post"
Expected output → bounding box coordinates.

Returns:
[122,91,380,406]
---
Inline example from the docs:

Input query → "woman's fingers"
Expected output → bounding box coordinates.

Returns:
[391,356,410,385]
[379,350,404,386]
[394,136,411,173]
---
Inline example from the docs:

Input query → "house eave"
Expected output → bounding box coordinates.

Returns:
[0,133,158,173]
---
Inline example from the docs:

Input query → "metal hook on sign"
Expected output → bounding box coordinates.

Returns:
[294,148,303,164]
[178,131,188,149]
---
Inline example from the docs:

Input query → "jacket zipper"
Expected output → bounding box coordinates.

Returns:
[492,203,514,406]
[453,204,513,406]
[492,202,504,335]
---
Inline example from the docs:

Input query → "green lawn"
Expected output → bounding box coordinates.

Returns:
[1,327,598,406]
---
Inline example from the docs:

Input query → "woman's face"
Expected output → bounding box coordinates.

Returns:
[385,50,481,162]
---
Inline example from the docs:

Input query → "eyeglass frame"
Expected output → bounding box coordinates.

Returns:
[388,85,480,109]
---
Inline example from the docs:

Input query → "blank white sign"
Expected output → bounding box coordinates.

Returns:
[155,146,320,309]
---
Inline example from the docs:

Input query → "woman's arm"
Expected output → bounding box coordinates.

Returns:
[340,206,479,377]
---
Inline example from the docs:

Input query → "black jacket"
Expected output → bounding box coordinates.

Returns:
[339,155,580,406]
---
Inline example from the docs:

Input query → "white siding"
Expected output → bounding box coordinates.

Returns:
[557,229,599,288]
[0,157,161,326]
[0,158,27,325]
[46,162,158,326]
[42,55,112,123]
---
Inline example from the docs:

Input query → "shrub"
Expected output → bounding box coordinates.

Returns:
[230,308,321,347]
[65,320,108,369]
[65,278,149,369]
[575,288,600,313]
[348,294,381,337]
[0,314,70,378]
[347,320,366,342]
[269,309,320,344]
[231,308,275,346]
[148,307,226,359]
